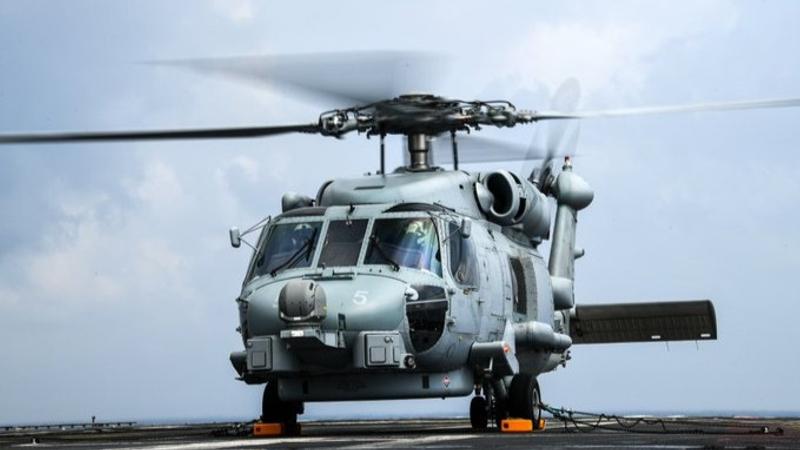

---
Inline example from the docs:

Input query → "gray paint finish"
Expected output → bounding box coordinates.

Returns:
[231,158,714,410]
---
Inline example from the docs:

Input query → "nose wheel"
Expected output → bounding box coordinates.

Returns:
[469,396,488,430]
[469,382,510,431]
[261,382,303,435]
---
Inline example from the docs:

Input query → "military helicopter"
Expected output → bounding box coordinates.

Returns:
[3,52,799,433]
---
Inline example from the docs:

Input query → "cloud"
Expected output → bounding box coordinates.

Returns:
[25,225,123,306]
[0,147,270,422]
[506,1,740,101]
[0,162,191,314]
[125,160,185,207]
[215,154,260,189]
[210,0,256,23]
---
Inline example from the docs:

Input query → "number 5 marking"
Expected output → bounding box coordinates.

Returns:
[353,290,369,305]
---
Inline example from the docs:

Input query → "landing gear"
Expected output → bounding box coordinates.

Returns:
[261,382,303,435]
[508,373,542,428]
[470,374,542,431]
[469,396,488,430]
[470,381,509,431]
[491,391,509,429]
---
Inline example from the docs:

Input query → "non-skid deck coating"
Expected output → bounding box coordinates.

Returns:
[1,418,798,449]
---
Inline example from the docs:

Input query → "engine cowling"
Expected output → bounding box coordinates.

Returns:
[281,191,314,212]
[475,170,551,239]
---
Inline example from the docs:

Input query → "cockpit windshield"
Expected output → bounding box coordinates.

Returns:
[319,219,368,267]
[250,221,322,279]
[365,217,442,276]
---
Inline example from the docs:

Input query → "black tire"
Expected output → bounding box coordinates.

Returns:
[261,382,299,427]
[469,396,488,430]
[283,412,300,436]
[508,373,542,427]
[261,382,281,422]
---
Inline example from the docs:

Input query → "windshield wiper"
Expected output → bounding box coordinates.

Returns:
[270,229,318,277]
[369,235,401,271]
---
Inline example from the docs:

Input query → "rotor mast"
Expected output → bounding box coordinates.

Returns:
[407,133,432,170]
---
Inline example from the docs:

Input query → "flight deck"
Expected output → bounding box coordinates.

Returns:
[2,417,797,449]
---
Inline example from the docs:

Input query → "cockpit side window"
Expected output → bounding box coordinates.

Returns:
[319,219,367,267]
[365,217,442,276]
[250,220,322,279]
[448,222,479,287]
[509,257,527,314]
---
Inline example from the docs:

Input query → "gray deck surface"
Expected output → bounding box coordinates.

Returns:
[1,418,798,449]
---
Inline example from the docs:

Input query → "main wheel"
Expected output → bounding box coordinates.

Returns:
[469,396,488,430]
[261,381,302,433]
[261,382,285,422]
[508,374,542,428]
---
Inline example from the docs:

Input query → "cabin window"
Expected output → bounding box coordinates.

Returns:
[365,217,442,276]
[448,222,479,287]
[250,221,322,278]
[319,220,367,267]
[509,257,527,314]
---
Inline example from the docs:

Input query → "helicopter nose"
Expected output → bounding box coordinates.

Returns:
[245,274,410,339]
[322,275,407,332]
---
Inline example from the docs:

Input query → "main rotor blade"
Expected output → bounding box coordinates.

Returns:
[532,97,800,121]
[433,135,550,165]
[526,78,582,184]
[545,78,581,157]
[151,51,447,106]
[0,124,320,144]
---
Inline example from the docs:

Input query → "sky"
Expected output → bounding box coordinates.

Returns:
[1,0,799,425]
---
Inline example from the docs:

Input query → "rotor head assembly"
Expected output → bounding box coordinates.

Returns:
[2,50,800,176]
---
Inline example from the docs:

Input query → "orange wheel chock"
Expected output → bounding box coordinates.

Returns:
[253,422,284,437]
[500,418,533,433]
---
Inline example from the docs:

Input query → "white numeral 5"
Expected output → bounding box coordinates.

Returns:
[352,290,368,305]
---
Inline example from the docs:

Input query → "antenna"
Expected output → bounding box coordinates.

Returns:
[379,133,386,175]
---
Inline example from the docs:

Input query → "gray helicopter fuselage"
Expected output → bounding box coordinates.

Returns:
[0,53,734,422]
[230,169,568,402]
